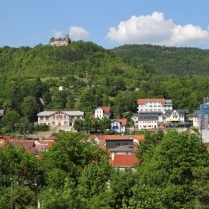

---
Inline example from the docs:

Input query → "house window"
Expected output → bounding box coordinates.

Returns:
[40,117,43,120]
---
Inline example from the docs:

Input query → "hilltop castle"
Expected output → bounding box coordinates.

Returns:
[49,34,71,47]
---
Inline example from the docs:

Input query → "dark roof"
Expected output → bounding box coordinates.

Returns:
[165,109,189,116]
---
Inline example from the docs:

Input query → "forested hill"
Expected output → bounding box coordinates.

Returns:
[0,41,131,78]
[1,41,209,116]
[111,44,209,76]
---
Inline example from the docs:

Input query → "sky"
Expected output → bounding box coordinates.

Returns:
[1,0,209,49]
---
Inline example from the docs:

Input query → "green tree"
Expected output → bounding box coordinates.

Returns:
[21,96,40,122]
[131,130,209,209]
[1,110,20,132]
[73,118,84,132]
[193,166,209,208]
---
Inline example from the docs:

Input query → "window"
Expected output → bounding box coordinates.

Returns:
[40,117,43,120]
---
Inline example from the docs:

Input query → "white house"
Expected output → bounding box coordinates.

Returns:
[93,106,111,119]
[37,110,84,127]
[58,86,64,91]
[110,119,127,133]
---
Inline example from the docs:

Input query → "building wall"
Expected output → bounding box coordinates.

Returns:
[200,104,209,130]
[111,121,126,133]
[95,108,104,119]
[137,100,173,113]
[38,113,83,127]
[106,140,133,149]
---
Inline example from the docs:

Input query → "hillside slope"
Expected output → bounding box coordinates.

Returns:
[111,44,209,76]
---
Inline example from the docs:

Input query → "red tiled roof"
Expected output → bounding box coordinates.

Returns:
[111,119,127,125]
[96,106,110,114]
[111,154,139,167]
[0,136,10,141]
[132,135,145,141]
[137,98,165,105]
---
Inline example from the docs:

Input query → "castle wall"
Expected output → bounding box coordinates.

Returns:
[50,40,68,46]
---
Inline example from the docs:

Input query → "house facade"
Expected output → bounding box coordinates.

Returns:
[193,110,200,128]
[110,119,127,133]
[138,112,161,129]
[93,106,111,119]
[37,110,84,127]
[137,98,173,114]
[164,109,189,124]
[136,98,191,130]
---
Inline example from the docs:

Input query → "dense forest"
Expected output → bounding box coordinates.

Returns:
[111,44,209,76]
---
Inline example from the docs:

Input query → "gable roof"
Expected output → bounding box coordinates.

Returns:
[137,98,165,105]
[111,119,127,125]
[111,154,139,167]
[96,106,111,114]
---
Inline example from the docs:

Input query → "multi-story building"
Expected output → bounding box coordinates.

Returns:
[199,97,209,130]
[137,98,173,129]
[37,110,84,127]
[137,98,173,114]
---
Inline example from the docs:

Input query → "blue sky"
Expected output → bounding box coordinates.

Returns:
[1,0,209,49]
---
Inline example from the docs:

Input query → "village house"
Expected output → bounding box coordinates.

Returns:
[36,110,84,127]
[110,118,127,133]
[92,106,111,119]
[88,134,143,169]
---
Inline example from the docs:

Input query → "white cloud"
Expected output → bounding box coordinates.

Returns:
[105,12,209,47]
[52,30,63,39]
[69,26,89,41]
